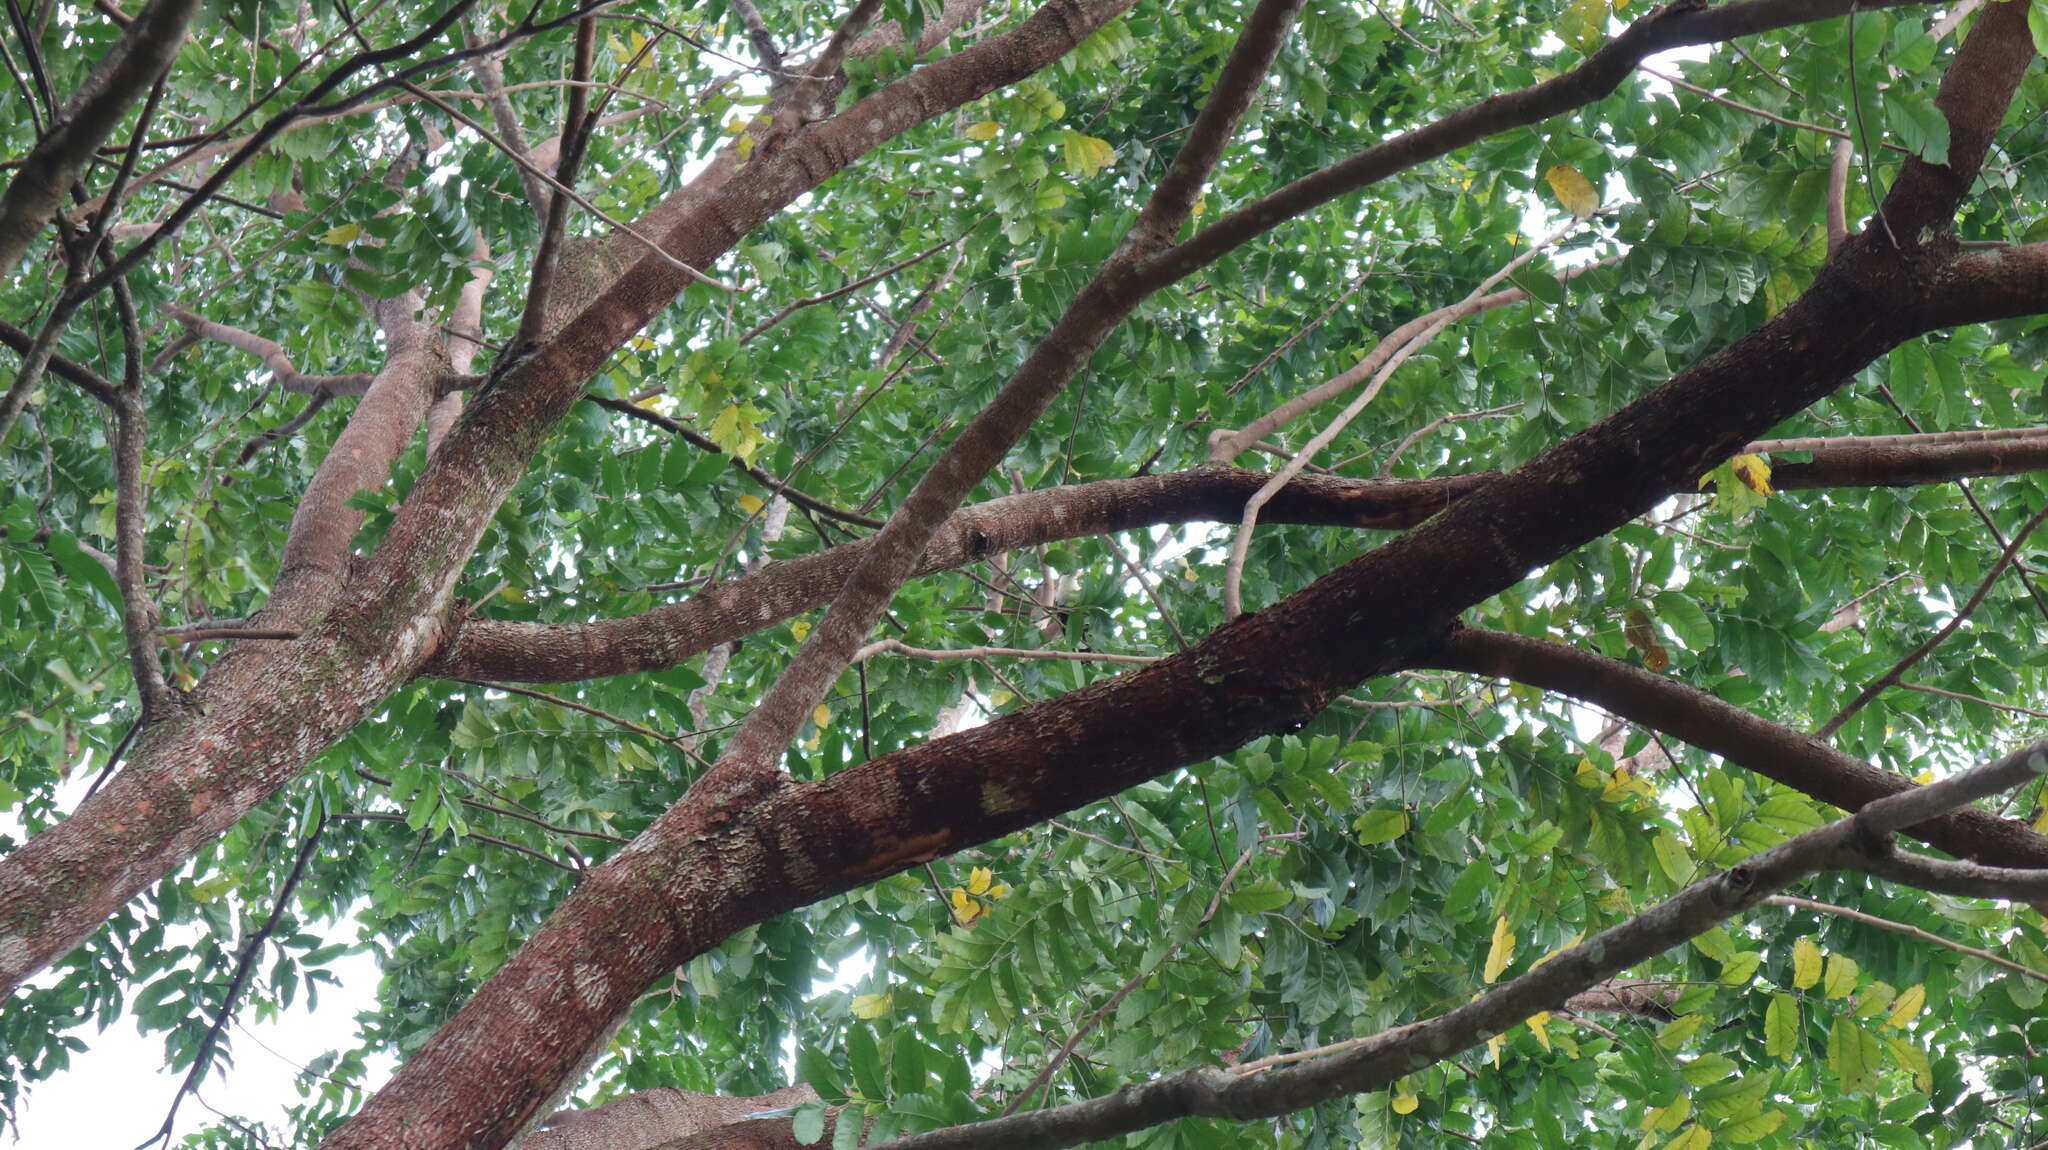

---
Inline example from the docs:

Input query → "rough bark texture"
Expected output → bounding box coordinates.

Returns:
[0,0,1140,1003]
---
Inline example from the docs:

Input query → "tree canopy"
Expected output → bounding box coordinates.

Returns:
[5,0,2048,1146]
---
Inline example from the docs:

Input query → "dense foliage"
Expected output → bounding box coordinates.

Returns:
[6,0,2048,1146]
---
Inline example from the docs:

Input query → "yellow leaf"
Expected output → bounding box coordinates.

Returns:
[1916,768,1939,785]
[1484,916,1516,983]
[1558,0,1608,50]
[1642,1093,1690,1132]
[965,120,1002,141]
[1664,1125,1711,1150]
[1730,453,1773,496]
[1544,163,1600,218]
[737,494,765,515]
[1824,952,1860,999]
[1527,1011,1553,1051]
[967,866,993,895]
[2033,807,2048,834]
[949,887,981,924]
[850,992,892,1019]
[1886,983,1925,1029]
[1060,129,1117,177]
[1792,937,1822,990]
[813,703,832,730]
[1575,757,1605,788]
[986,883,1010,900]
[1391,1092,1419,1115]
[320,222,363,245]
[988,688,1013,707]
[791,620,811,640]
[1485,1030,1505,1065]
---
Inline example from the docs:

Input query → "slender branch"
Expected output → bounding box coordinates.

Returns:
[1418,627,2048,871]
[1765,893,2048,983]
[328,811,579,872]
[1818,504,2048,739]
[514,14,599,350]
[1897,680,2048,719]
[739,227,977,346]
[109,274,174,718]
[1209,254,1613,464]
[162,305,377,395]
[1222,224,1576,616]
[0,317,118,406]
[871,737,2048,1150]
[1135,0,1939,294]
[1005,844,1261,1115]
[854,639,1158,666]
[134,817,324,1150]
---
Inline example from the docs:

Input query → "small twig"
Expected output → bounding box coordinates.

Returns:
[1046,819,1171,862]
[328,811,579,872]
[1766,894,2048,983]
[853,638,1158,666]
[739,226,977,345]
[589,394,883,527]
[135,817,326,1150]
[1369,402,1523,477]
[1819,504,2048,738]
[1222,265,1374,397]
[1897,681,2048,719]
[1005,844,1263,1114]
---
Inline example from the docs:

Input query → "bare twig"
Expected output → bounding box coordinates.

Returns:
[1766,893,2048,983]
[853,638,1158,666]
[1819,504,2048,739]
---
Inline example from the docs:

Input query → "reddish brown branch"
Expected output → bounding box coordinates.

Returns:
[1418,626,2048,869]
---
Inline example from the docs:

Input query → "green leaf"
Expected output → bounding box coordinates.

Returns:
[1765,993,1799,1060]
[1059,130,1116,177]
[792,1102,828,1145]
[1828,1017,1883,1093]
[1720,1109,1787,1144]
[1352,808,1410,845]
[1652,831,1693,885]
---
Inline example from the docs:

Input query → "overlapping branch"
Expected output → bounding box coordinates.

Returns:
[865,737,2048,1150]
[429,427,2048,685]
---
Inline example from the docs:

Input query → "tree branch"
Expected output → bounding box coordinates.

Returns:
[1419,626,2048,870]
[0,0,200,278]
[869,740,2048,1150]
